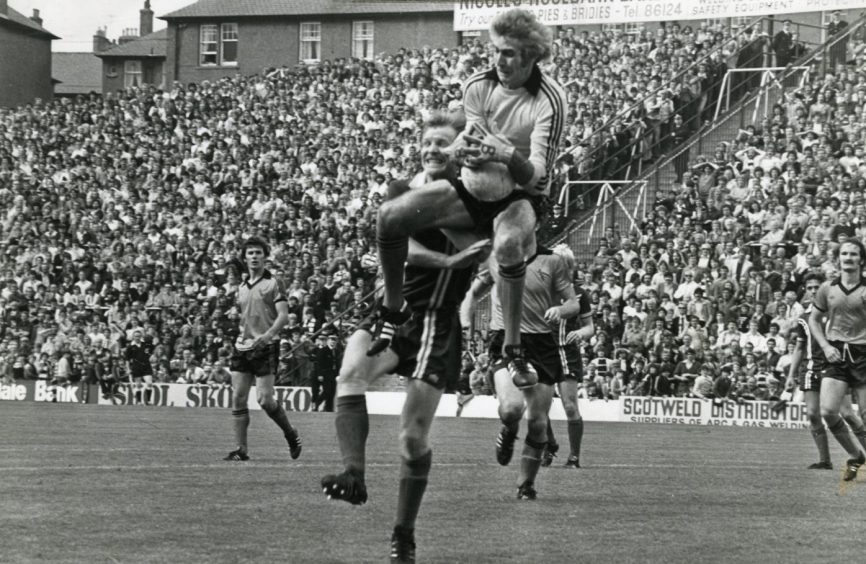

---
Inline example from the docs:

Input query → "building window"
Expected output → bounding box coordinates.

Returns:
[300,22,321,63]
[200,23,238,66]
[124,60,142,88]
[200,24,218,65]
[704,18,727,30]
[352,21,374,60]
[221,23,238,65]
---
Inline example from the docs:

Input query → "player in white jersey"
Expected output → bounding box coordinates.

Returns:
[372,8,567,396]
[462,244,582,499]
[224,237,302,462]
[783,272,866,470]
[809,240,866,480]
[542,247,594,468]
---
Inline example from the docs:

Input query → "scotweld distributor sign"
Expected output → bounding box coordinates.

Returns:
[454,0,864,31]
[620,396,812,429]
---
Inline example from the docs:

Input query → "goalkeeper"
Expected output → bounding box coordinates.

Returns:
[370,7,567,394]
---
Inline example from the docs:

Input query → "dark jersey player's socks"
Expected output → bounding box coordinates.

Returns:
[336,394,369,476]
[395,450,432,530]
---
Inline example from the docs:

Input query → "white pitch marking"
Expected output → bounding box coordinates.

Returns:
[0,462,775,472]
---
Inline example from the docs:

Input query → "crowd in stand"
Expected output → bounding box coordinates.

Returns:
[559,22,866,401]
[0,18,822,406]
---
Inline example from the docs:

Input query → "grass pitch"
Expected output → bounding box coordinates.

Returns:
[0,402,863,563]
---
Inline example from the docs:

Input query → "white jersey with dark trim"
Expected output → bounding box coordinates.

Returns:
[235,270,286,351]
[812,277,866,344]
[462,65,567,196]
[489,249,572,333]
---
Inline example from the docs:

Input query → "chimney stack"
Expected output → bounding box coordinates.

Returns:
[93,27,110,53]
[30,8,43,26]
[140,0,154,36]
[119,28,138,45]
[0,1,7,16]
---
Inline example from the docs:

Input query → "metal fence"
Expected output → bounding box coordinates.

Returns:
[550,13,866,269]
[639,13,865,213]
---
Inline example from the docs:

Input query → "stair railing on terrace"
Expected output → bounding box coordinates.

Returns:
[553,17,766,219]
[553,12,866,267]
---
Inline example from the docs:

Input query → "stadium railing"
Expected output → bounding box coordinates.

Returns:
[556,12,866,265]
[553,17,766,218]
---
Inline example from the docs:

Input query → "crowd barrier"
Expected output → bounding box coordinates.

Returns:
[1,382,816,430]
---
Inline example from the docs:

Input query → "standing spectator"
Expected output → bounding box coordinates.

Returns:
[312,332,338,412]
[773,20,794,68]
[321,332,341,411]
[670,114,691,183]
[827,10,849,70]
[125,328,154,405]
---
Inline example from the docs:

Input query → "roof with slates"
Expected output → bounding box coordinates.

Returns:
[97,28,167,59]
[161,0,451,19]
[53,52,102,95]
[0,5,60,39]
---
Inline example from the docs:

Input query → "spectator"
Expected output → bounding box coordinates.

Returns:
[773,20,795,68]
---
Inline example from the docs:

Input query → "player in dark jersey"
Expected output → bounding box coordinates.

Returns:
[809,240,866,480]
[125,328,154,405]
[784,273,866,469]
[462,243,583,500]
[320,112,490,564]
[541,246,594,468]
[224,237,302,462]
[371,8,567,396]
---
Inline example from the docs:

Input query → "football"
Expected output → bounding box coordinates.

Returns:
[461,160,517,202]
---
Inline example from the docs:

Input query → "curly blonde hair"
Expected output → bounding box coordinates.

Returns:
[490,8,553,63]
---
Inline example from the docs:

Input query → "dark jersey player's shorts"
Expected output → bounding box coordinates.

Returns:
[488,330,564,386]
[452,177,546,235]
[822,341,866,387]
[362,309,462,391]
[230,343,280,377]
[798,367,821,392]
[798,356,823,392]
[559,345,583,382]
